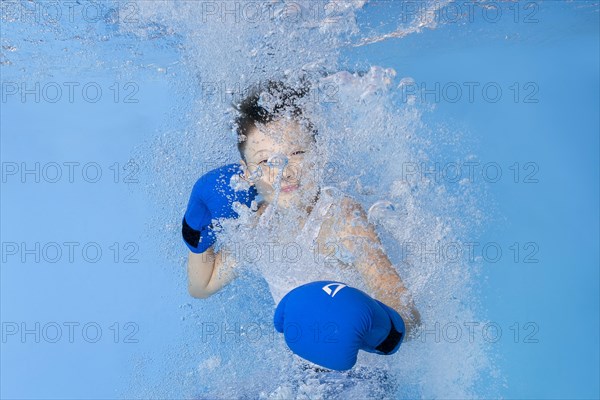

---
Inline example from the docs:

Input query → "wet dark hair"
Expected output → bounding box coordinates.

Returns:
[232,78,317,160]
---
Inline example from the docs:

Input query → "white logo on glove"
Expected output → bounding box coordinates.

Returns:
[322,283,347,298]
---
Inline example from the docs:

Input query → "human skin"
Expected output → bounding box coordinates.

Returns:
[239,118,320,213]
[187,118,421,339]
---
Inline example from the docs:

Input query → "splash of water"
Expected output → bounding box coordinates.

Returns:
[112,1,502,398]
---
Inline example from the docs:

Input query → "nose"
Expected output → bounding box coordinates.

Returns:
[266,153,298,184]
[267,153,288,169]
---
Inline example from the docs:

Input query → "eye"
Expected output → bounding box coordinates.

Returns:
[290,150,305,156]
[258,159,268,165]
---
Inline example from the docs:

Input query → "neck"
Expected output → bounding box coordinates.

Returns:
[256,187,321,225]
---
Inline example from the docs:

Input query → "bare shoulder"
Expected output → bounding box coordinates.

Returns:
[324,188,376,239]
[322,187,364,215]
[315,188,357,240]
[340,195,366,219]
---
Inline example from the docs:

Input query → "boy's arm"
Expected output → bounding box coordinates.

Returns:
[187,246,239,298]
[337,197,422,340]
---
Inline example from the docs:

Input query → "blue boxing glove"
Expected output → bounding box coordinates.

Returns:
[182,163,257,253]
[273,281,406,371]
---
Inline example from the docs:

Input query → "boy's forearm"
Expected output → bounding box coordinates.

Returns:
[355,267,422,341]
[396,298,421,341]
[371,278,421,341]
[357,252,421,341]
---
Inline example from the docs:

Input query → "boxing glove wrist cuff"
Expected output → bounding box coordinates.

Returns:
[375,315,404,354]
[373,299,406,355]
[182,216,216,254]
[182,217,200,249]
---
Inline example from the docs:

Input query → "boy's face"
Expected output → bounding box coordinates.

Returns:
[240,118,318,209]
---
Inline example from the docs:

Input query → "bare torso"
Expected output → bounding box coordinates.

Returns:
[253,188,353,267]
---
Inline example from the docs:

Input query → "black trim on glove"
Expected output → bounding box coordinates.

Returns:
[375,317,403,354]
[182,217,201,248]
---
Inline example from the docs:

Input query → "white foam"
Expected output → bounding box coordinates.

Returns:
[125,1,499,398]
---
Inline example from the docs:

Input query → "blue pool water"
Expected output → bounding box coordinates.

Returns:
[1,1,598,399]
